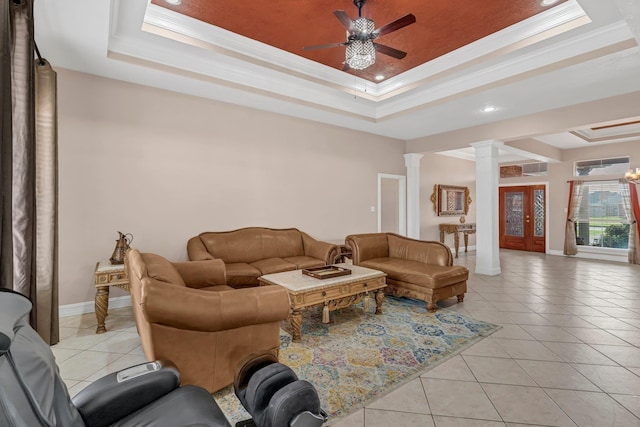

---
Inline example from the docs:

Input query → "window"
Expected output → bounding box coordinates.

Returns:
[574,157,629,177]
[575,181,630,249]
[500,162,547,178]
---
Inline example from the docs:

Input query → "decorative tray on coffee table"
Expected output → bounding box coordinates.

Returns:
[301,266,352,279]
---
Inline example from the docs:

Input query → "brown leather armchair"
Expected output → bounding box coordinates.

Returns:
[125,249,290,393]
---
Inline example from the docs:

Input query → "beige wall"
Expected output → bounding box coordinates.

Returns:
[420,154,477,246]
[58,69,406,305]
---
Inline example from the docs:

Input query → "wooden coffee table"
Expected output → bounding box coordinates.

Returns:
[259,264,386,342]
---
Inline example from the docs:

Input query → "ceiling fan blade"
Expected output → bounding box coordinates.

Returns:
[374,43,407,59]
[333,10,354,32]
[373,14,416,38]
[303,42,347,51]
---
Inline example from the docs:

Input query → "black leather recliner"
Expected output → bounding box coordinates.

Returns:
[0,288,229,427]
[0,288,327,427]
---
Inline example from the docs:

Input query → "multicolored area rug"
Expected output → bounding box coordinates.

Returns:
[213,296,500,426]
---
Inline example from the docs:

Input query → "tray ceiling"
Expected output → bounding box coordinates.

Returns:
[151,0,569,82]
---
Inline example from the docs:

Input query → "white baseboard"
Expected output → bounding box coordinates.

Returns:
[548,249,628,263]
[447,245,476,255]
[59,296,132,318]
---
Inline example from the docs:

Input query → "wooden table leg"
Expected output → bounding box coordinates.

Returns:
[375,290,385,314]
[95,285,110,334]
[453,231,460,258]
[464,232,469,253]
[290,308,302,342]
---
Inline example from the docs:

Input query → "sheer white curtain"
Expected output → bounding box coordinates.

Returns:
[563,180,584,255]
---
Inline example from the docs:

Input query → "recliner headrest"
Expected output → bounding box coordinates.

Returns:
[0,289,32,355]
[263,380,321,427]
[245,363,298,427]
[234,352,279,408]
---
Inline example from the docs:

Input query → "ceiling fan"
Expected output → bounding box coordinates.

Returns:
[303,0,416,71]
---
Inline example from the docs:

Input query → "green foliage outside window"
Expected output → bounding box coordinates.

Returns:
[599,224,630,249]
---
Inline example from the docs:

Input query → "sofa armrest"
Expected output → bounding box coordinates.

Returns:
[345,233,390,264]
[142,279,290,332]
[72,360,180,427]
[172,259,226,289]
[301,232,340,265]
[187,236,215,261]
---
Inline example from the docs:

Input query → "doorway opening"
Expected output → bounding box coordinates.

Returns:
[378,173,406,235]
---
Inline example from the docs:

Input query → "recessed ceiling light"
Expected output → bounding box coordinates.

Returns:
[374,75,385,81]
[482,105,497,113]
[164,0,182,5]
[540,0,560,6]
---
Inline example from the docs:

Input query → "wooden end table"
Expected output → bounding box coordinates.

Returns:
[94,261,130,334]
[258,264,386,342]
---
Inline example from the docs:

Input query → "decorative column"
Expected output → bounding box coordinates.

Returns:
[471,141,502,275]
[404,153,423,239]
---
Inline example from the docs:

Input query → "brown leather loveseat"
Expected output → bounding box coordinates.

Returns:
[187,227,340,287]
[125,249,290,393]
[345,233,469,312]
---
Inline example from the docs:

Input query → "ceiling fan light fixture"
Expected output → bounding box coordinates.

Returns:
[353,17,375,35]
[346,40,376,70]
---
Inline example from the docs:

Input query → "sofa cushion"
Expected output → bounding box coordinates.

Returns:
[282,256,325,270]
[250,258,297,275]
[225,263,262,287]
[361,258,468,289]
[141,253,186,287]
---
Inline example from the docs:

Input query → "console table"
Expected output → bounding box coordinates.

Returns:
[439,223,476,258]
[94,261,130,334]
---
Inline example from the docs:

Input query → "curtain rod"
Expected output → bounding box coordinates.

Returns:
[34,41,45,66]
[566,178,626,183]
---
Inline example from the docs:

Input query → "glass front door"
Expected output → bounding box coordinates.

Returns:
[499,185,546,253]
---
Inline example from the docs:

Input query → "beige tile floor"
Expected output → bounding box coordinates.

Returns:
[55,250,640,427]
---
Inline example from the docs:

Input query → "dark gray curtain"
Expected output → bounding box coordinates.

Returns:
[1,0,58,344]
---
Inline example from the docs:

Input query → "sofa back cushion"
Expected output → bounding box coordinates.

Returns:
[198,228,305,263]
[388,234,451,266]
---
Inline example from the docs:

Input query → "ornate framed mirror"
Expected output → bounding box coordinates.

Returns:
[430,184,471,216]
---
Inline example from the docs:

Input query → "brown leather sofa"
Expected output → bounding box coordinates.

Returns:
[345,233,469,312]
[125,249,290,393]
[187,227,340,287]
